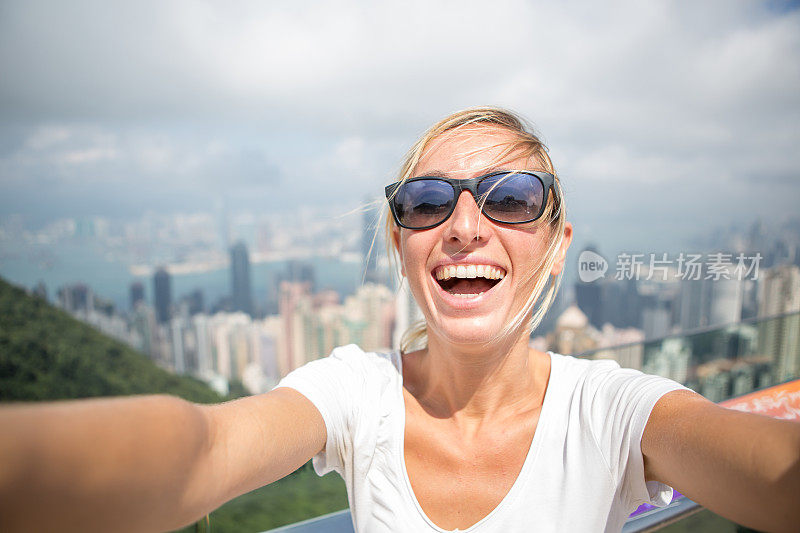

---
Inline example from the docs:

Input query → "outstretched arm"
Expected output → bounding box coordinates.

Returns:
[0,388,325,532]
[642,389,800,533]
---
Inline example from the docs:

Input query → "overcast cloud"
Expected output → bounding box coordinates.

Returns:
[1,0,798,254]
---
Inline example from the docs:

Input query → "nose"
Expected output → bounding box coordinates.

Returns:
[442,190,490,247]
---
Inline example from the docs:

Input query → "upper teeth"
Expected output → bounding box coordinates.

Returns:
[434,264,506,281]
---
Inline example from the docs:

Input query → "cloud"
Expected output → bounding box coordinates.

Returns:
[0,0,798,251]
[3,1,798,138]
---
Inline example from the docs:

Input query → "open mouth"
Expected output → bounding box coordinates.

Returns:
[433,264,506,298]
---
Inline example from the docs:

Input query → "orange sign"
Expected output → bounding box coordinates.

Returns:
[720,379,800,420]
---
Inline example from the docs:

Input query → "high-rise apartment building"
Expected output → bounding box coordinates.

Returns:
[708,264,743,326]
[759,264,800,317]
[57,283,92,314]
[181,289,204,316]
[153,267,172,324]
[642,337,690,384]
[576,280,603,329]
[575,245,604,329]
[267,261,315,315]
[342,283,395,353]
[757,264,800,381]
[129,281,145,310]
[637,269,680,339]
[678,264,743,332]
[230,241,253,317]
[279,280,314,375]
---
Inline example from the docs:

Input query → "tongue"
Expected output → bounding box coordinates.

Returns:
[447,278,495,294]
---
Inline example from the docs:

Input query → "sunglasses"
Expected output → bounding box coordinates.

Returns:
[385,170,558,230]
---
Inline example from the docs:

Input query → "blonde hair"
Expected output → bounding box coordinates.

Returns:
[384,106,567,353]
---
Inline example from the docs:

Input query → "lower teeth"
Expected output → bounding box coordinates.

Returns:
[453,292,484,299]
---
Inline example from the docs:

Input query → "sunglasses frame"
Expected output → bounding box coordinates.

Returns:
[385,170,558,230]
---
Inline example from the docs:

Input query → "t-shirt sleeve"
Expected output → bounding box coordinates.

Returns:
[583,361,688,509]
[273,345,365,477]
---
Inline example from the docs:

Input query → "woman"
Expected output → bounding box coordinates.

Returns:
[0,107,798,533]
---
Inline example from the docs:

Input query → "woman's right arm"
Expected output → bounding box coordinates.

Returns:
[0,387,326,533]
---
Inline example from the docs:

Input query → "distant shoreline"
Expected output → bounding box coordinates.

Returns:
[129,250,361,276]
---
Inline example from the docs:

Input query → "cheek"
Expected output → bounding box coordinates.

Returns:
[507,232,551,277]
[401,232,435,279]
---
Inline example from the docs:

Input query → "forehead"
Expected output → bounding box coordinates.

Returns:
[416,125,531,177]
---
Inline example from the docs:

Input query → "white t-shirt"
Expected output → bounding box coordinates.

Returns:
[276,344,686,533]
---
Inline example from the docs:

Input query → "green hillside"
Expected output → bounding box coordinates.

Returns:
[0,276,347,532]
[179,464,348,533]
[0,277,222,403]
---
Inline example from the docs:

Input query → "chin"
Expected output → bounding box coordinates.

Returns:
[430,316,511,347]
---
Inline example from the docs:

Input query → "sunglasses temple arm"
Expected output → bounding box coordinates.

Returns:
[550,180,563,219]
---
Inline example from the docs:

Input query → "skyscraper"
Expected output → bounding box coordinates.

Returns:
[130,281,145,310]
[230,241,253,316]
[279,280,313,374]
[575,245,604,329]
[153,267,172,324]
[757,264,800,381]
[57,283,92,314]
[678,264,743,331]
[183,288,205,316]
[708,273,743,326]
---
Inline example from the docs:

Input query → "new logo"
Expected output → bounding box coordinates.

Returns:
[578,250,608,283]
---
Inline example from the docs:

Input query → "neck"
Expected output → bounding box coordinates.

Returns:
[403,329,550,426]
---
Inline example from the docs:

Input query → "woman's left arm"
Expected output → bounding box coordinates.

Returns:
[642,389,800,533]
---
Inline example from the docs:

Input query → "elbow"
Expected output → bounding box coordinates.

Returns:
[757,424,800,532]
[144,395,219,528]
[174,400,225,524]
[777,430,800,526]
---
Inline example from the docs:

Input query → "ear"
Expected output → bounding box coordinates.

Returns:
[392,227,405,277]
[550,222,573,276]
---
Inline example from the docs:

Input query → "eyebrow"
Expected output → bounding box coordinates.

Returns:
[415,169,448,178]
[415,167,514,178]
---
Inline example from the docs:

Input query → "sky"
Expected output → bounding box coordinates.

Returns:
[1,0,799,257]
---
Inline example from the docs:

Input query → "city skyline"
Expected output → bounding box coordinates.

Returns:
[21,176,799,398]
[48,253,800,398]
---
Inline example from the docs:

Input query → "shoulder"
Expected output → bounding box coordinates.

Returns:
[324,344,401,379]
[274,345,400,438]
[277,344,400,394]
[549,352,626,390]
[549,353,687,505]
[328,343,399,367]
[550,352,674,389]
[548,351,686,436]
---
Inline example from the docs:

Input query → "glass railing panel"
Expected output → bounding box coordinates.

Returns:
[576,311,800,402]
[262,509,354,533]
[259,313,800,533]
[581,312,800,532]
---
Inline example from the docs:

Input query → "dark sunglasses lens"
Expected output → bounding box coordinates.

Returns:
[393,180,455,228]
[478,173,545,223]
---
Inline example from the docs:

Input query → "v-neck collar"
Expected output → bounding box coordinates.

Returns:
[394,351,559,532]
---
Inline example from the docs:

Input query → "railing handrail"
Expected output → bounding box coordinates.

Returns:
[263,508,353,532]
[571,309,800,358]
